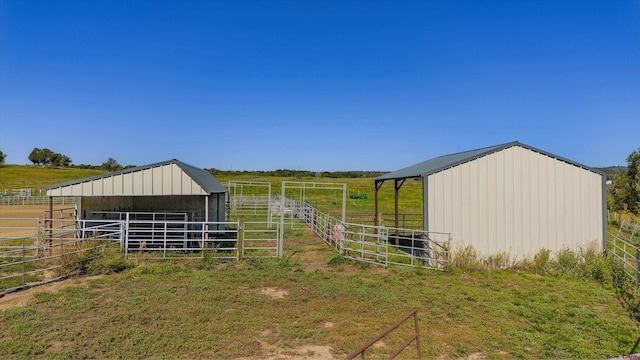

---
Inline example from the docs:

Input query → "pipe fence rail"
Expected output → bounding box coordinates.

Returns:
[123,220,241,260]
[345,309,421,360]
[609,218,640,287]
[0,195,75,206]
[0,220,125,294]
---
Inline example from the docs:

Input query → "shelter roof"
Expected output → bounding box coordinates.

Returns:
[375,141,602,182]
[45,159,226,196]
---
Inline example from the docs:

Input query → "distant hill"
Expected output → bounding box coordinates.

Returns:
[594,166,626,180]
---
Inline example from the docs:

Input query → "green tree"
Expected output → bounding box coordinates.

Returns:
[628,149,640,213]
[60,155,72,167]
[49,152,62,167]
[0,150,6,164]
[40,148,54,166]
[28,148,72,167]
[28,148,43,165]
[102,158,122,172]
[611,148,640,214]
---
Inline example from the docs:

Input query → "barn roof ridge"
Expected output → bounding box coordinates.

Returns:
[45,159,226,194]
[375,141,602,181]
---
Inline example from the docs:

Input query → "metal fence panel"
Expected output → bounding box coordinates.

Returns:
[608,219,640,287]
[0,222,125,294]
[242,221,279,258]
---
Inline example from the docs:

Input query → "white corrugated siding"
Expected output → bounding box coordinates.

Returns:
[46,163,207,196]
[427,146,603,258]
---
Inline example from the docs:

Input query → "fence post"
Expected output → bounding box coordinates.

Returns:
[124,213,130,259]
[414,310,422,358]
[635,247,640,288]
[22,237,26,287]
[238,221,243,261]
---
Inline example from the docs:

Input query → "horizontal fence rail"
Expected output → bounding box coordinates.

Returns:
[0,195,75,206]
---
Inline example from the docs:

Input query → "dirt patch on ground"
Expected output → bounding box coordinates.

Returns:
[261,287,289,299]
[0,275,104,310]
[322,321,335,328]
[240,330,338,360]
[256,344,336,360]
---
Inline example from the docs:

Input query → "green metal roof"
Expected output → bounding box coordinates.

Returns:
[45,159,226,194]
[375,141,602,182]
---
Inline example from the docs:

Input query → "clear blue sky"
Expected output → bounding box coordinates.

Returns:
[1,1,638,171]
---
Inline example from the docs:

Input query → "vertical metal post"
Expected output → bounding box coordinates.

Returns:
[414,310,422,359]
[394,179,400,244]
[342,183,346,224]
[267,182,272,224]
[48,196,53,249]
[22,237,26,287]
[279,182,285,257]
[374,181,379,227]
[124,212,130,258]
[205,196,209,240]
[237,220,241,261]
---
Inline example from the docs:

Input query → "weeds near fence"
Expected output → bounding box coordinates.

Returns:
[449,243,612,283]
[82,243,134,275]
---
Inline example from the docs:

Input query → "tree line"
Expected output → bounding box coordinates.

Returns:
[28,148,72,167]
[0,147,130,172]
[206,168,387,178]
[609,148,640,215]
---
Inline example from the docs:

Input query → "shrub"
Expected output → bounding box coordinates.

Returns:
[84,243,134,275]
[533,248,551,274]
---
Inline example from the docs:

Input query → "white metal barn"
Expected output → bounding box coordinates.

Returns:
[375,142,606,258]
[45,159,226,223]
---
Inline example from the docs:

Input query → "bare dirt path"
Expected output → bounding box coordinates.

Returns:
[0,275,104,310]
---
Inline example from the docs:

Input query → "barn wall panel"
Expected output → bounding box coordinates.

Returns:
[132,171,143,195]
[428,145,603,258]
[162,165,173,194]
[142,169,153,195]
[172,165,182,194]
[93,178,104,196]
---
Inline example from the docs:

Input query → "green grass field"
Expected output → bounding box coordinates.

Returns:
[0,165,103,193]
[1,232,639,359]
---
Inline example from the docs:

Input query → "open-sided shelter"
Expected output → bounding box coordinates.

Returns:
[375,142,606,258]
[45,159,226,223]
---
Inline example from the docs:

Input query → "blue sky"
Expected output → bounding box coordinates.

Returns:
[1,1,639,171]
